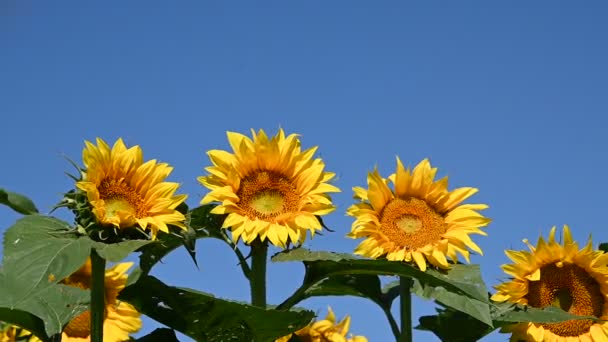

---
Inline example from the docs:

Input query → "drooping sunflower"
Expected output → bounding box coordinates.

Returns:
[492,225,608,341]
[59,259,142,342]
[198,129,340,248]
[347,158,490,271]
[276,307,367,342]
[76,138,187,239]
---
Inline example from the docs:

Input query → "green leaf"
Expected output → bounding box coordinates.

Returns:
[120,275,315,342]
[2,215,92,304]
[412,265,492,326]
[302,274,384,305]
[492,302,601,324]
[599,242,608,253]
[135,328,180,342]
[273,248,488,309]
[272,249,357,262]
[0,271,89,338]
[0,189,39,215]
[417,306,494,342]
[416,300,602,341]
[92,240,152,262]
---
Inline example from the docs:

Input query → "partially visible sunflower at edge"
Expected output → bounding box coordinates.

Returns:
[492,225,608,342]
[276,307,367,342]
[0,259,141,342]
[60,259,141,341]
[347,158,490,271]
[198,129,340,248]
[76,138,187,239]
[0,325,37,342]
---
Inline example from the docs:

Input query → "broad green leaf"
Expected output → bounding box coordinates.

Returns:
[120,275,315,342]
[136,328,180,342]
[0,189,39,215]
[273,248,487,309]
[302,274,384,305]
[92,240,151,262]
[412,265,492,325]
[492,302,600,324]
[137,204,225,274]
[272,249,356,262]
[417,306,494,342]
[2,215,92,304]
[417,300,601,341]
[0,271,89,338]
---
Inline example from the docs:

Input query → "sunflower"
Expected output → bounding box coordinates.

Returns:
[347,158,489,271]
[76,138,187,239]
[492,225,608,341]
[276,307,367,342]
[58,259,141,342]
[198,129,340,248]
[0,325,38,342]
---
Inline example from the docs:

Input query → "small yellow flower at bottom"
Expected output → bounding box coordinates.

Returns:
[276,307,367,342]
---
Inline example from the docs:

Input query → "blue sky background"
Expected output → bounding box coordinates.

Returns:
[2,1,608,341]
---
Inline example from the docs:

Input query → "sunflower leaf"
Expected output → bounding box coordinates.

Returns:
[273,248,488,310]
[2,215,92,305]
[0,188,39,215]
[412,280,492,326]
[412,265,492,326]
[492,302,602,324]
[0,271,89,338]
[119,275,315,342]
[416,305,495,342]
[92,240,152,262]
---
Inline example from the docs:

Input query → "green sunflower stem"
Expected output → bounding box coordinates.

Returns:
[399,276,413,342]
[90,248,106,342]
[250,239,268,308]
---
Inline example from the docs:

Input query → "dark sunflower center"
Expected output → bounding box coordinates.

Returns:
[526,262,604,337]
[379,197,446,250]
[61,274,107,338]
[98,178,146,219]
[237,171,300,221]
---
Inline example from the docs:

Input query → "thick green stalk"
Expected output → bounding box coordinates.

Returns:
[399,276,413,342]
[250,240,268,308]
[90,249,106,342]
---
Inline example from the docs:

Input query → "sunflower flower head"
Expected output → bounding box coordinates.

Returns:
[59,258,142,342]
[492,225,608,341]
[276,307,367,342]
[347,158,490,271]
[198,129,340,248]
[75,138,187,240]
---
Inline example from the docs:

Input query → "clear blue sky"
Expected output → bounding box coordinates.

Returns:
[2,2,608,341]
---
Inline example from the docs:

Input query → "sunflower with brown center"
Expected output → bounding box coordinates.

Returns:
[347,158,489,271]
[492,225,608,341]
[76,138,187,239]
[59,259,142,341]
[275,307,367,342]
[198,129,340,248]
